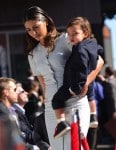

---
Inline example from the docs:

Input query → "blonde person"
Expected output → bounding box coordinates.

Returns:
[24,6,104,150]
[0,77,25,150]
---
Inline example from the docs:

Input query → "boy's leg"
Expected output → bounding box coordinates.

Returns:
[53,108,71,138]
[52,87,71,138]
[55,108,65,120]
[89,100,98,128]
[87,84,98,128]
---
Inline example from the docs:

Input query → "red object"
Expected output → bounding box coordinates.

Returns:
[71,121,80,150]
[81,137,90,150]
[14,144,26,150]
[114,144,116,150]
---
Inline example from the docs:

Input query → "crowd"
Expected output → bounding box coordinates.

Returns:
[0,65,116,150]
[0,5,116,150]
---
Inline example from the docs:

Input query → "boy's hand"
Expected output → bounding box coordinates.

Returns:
[69,88,77,96]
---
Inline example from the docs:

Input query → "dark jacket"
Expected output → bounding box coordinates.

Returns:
[0,102,24,150]
[24,93,44,126]
[24,94,50,149]
[63,38,99,94]
[14,103,50,150]
[13,104,35,144]
[0,102,10,115]
[34,114,50,150]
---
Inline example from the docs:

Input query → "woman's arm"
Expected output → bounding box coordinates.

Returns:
[81,55,104,96]
[37,75,46,100]
[86,55,104,85]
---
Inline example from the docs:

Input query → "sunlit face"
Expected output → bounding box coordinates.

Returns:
[6,81,18,104]
[24,20,48,44]
[16,86,28,105]
[67,25,87,45]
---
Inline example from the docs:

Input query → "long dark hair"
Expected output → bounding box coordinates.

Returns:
[24,6,60,54]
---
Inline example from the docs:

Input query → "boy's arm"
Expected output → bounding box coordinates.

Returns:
[81,55,104,96]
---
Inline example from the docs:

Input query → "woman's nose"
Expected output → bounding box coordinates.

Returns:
[31,30,37,35]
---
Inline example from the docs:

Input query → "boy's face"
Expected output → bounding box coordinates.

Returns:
[67,25,87,45]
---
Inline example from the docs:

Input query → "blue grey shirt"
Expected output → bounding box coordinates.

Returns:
[28,33,72,101]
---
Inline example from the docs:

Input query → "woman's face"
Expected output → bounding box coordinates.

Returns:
[24,20,48,44]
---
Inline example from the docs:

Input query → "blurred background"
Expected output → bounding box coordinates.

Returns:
[0,0,116,82]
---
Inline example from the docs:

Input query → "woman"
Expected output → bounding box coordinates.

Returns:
[24,6,104,150]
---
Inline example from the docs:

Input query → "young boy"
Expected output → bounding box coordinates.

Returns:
[52,17,103,138]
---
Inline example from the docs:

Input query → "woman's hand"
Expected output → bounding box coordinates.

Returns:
[80,55,104,96]
[80,83,88,96]
[37,75,46,99]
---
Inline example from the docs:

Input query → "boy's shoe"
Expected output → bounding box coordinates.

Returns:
[54,121,71,138]
[89,114,98,128]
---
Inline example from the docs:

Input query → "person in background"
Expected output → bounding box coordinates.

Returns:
[24,79,50,150]
[0,77,25,150]
[95,73,116,148]
[87,75,104,150]
[105,65,116,80]
[105,66,116,110]
[12,83,35,145]
[114,70,116,78]
[93,76,104,116]
[24,6,104,150]
[13,82,51,150]
[24,79,44,125]
[27,68,35,81]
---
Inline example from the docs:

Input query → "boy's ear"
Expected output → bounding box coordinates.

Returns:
[84,31,88,38]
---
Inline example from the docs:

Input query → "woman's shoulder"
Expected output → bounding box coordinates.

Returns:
[56,32,72,49]
[57,32,68,40]
[28,43,47,58]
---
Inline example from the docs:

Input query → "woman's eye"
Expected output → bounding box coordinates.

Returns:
[33,26,40,30]
[25,25,40,33]
[25,29,31,32]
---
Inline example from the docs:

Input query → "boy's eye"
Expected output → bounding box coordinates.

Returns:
[68,32,78,37]
[73,32,78,35]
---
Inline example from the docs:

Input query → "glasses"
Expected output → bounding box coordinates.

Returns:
[19,90,25,94]
[16,90,26,95]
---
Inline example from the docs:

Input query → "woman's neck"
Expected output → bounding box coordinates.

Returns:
[39,39,45,46]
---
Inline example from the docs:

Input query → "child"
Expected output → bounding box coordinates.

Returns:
[52,17,101,138]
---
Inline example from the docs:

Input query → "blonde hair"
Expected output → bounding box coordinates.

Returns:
[0,77,16,99]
